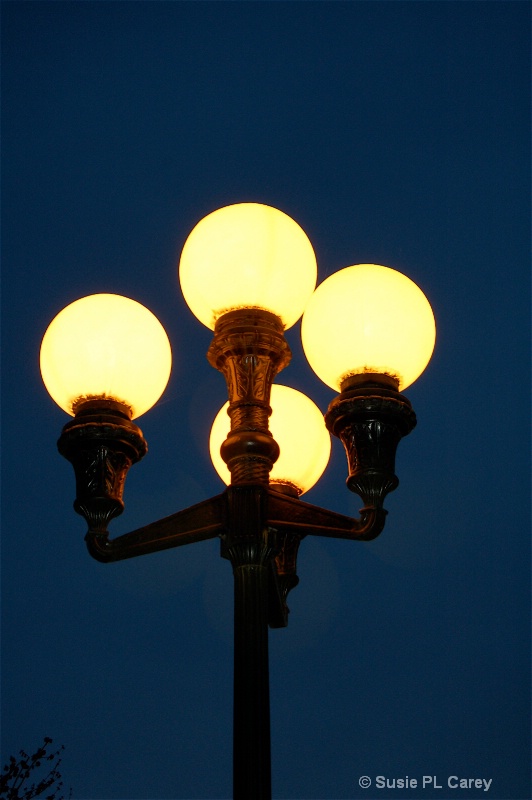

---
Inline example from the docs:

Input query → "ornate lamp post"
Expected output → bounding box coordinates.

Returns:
[40,203,435,800]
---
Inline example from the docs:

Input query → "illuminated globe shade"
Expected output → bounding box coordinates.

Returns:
[210,384,331,495]
[40,294,172,419]
[301,264,436,392]
[179,203,317,330]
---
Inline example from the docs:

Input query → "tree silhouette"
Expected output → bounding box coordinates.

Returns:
[0,737,71,800]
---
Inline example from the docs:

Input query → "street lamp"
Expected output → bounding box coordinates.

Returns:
[40,202,435,800]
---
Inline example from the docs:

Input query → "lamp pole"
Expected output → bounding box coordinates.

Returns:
[41,203,435,799]
[208,307,289,800]
[227,490,274,799]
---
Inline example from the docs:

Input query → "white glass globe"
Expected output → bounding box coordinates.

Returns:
[179,203,317,330]
[40,293,172,419]
[301,264,436,391]
[209,384,331,494]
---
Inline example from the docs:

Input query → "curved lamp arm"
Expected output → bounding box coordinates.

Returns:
[267,489,386,542]
[85,494,225,563]
[266,488,386,627]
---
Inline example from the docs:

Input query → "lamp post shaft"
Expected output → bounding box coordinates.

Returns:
[233,561,272,800]
[222,486,277,800]
[210,309,290,799]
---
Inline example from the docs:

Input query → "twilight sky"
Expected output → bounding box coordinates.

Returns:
[1,3,530,799]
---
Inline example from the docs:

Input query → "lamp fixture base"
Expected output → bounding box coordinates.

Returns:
[57,400,147,533]
[325,375,417,508]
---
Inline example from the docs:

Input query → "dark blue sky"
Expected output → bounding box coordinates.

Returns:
[2,3,530,799]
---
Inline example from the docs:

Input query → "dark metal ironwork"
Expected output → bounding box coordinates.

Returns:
[325,372,417,508]
[57,399,147,533]
[56,310,418,800]
[221,485,277,800]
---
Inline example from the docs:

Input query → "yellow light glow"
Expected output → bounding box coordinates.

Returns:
[40,294,172,419]
[301,264,436,391]
[209,384,331,494]
[179,203,317,330]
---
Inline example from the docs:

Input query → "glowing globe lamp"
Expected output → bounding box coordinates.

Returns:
[301,264,436,391]
[40,293,172,419]
[179,203,317,330]
[210,384,331,495]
